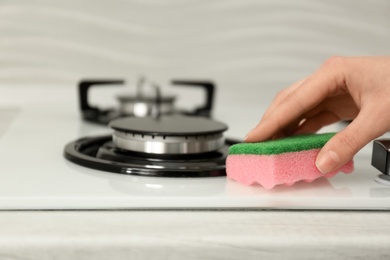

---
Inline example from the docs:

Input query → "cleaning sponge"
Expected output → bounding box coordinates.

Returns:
[226,133,354,189]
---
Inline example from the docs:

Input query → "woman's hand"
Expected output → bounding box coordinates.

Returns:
[245,56,390,174]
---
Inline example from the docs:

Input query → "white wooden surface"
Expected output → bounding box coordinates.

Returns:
[0,211,389,259]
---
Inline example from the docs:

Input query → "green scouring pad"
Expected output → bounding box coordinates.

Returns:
[229,133,336,155]
[226,132,354,189]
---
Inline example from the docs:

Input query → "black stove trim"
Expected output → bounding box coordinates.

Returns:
[64,135,240,178]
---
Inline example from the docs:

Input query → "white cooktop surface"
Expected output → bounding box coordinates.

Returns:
[0,85,389,210]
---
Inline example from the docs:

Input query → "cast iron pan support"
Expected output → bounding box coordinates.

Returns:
[79,79,125,124]
[171,80,215,118]
[78,79,216,124]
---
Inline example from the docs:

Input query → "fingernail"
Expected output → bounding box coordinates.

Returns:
[316,150,340,174]
[244,129,255,141]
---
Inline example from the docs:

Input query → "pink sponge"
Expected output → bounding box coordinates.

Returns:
[226,133,354,189]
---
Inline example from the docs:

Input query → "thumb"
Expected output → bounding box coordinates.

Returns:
[315,110,386,174]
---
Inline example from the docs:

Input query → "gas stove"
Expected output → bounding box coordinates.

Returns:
[65,78,239,178]
[0,82,389,210]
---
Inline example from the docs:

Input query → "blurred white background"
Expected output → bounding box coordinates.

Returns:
[0,0,389,136]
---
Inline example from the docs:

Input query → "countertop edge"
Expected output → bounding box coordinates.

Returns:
[0,211,389,260]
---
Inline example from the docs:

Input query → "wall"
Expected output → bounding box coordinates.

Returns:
[1,0,389,136]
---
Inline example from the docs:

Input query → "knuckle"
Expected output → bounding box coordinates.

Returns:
[286,94,304,112]
[274,89,287,101]
[333,132,359,156]
[322,56,346,68]
[319,56,349,94]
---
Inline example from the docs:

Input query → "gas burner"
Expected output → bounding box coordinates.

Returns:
[65,115,235,177]
[110,115,227,154]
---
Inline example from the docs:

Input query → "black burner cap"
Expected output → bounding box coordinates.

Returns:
[109,115,228,136]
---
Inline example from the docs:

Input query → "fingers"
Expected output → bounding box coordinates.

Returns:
[245,61,346,142]
[293,111,341,135]
[260,78,308,122]
[245,77,344,142]
[315,106,387,173]
[267,118,304,140]
[244,56,390,175]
